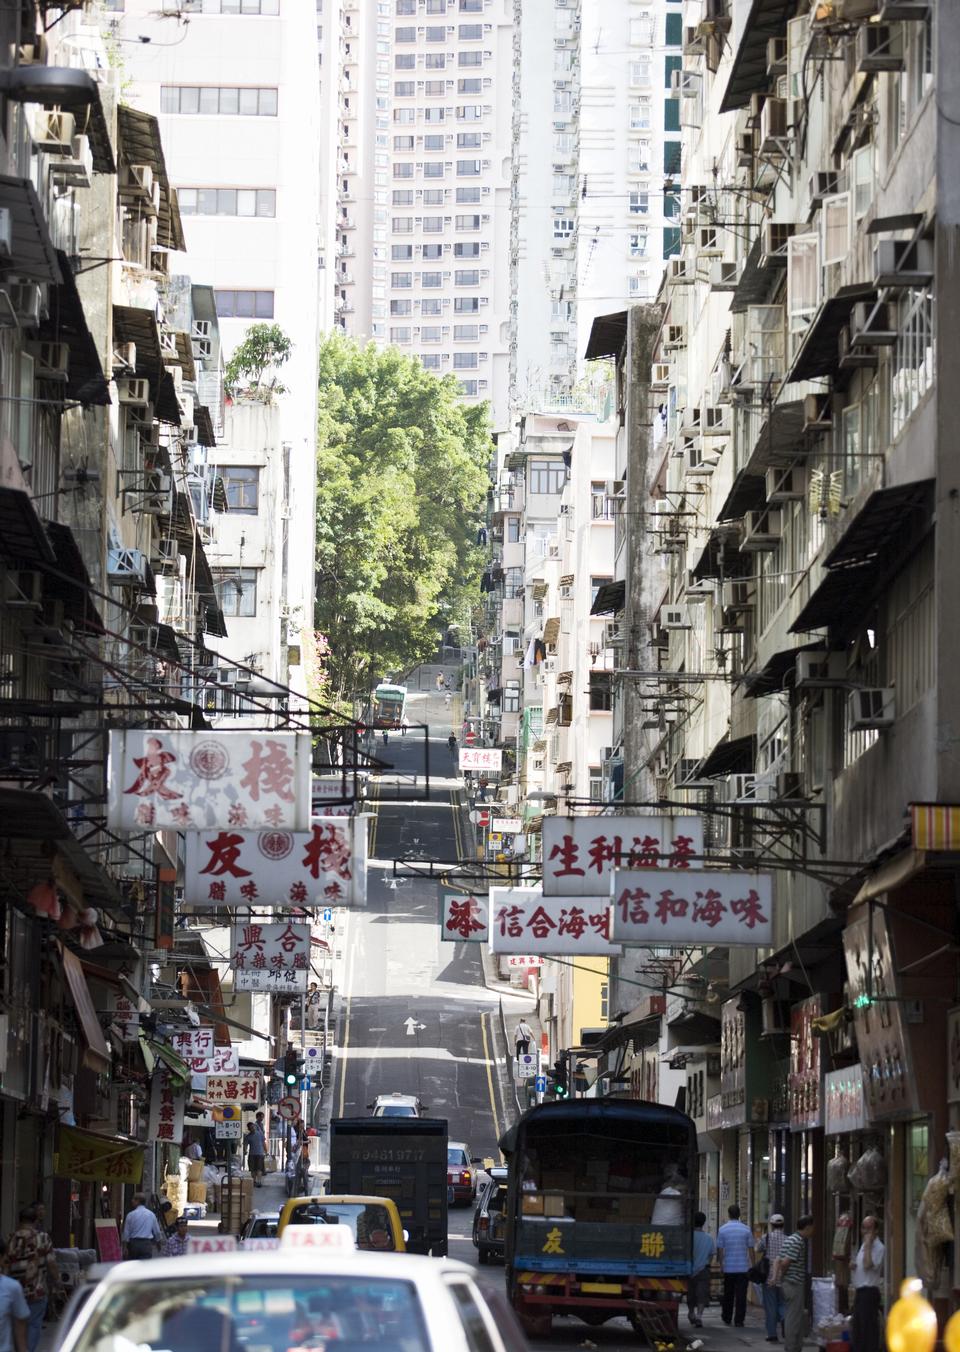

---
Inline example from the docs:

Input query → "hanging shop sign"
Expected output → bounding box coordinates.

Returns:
[718,998,780,1130]
[107,730,312,832]
[107,988,140,1043]
[491,818,523,835]
[609,870,772,947]
[184,817,367,909]
[459,747,503,773]
[56,1126,144,1185]
[789,995,823,1131]
[843,909,918,1120]
[911,803,960,850]
[147,1064,187,1145]
[541,815,704,897]
[507,955,543,968]
[169,1030,239,1078]
[312,777,356,818]
[230,922,310,992]
[440,893,489,943]
[489,887,622,956]
[948,1009,960,1104]
[204,1071,263,1105]
[824,1064,867,1135]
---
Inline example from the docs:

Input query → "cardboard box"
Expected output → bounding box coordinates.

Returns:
[522,1196,545,1216]
[543,1193,565,1217]
[187,1182,207,1203]
[187,1161,204,1182]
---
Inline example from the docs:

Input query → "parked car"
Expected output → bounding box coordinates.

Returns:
[447,1141,481,1206]
[369,1092,425,1117]
[55,1265,113,1348]
[239,1211,279,1246]
[277,1194,407,1251]
[56,1250,528,1352]
[472,1166,508,1264]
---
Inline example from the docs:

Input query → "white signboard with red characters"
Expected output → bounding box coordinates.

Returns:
[107,730,312,832]
[489,888,622,956]
[440,893,489,943]
[184,816,367,909]
[169,1029,239,1078]
[204,1071,263,1105]
[230,922,310,991]
[541,816,704,896]
[147,1064,187,1144]
[459,747,503,773]
[608,869,773,947]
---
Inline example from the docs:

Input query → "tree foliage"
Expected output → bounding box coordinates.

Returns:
[224,323,292,401]
[315,335,489,704]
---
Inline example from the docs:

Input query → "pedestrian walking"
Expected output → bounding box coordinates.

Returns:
[444,690,452,707]
[306,980,322,1030]
[777,1214,814,1352]
[514,1018,534,1058]
[243,1120,267,1187]
[447,733,457,754]
[717,1203,756,1328]
[382,730,388,746]
[161,1217,191,1258]
[401,717,408,736]
[759,1214,786,1341]
[0,1259,29,1352]
[295,1141,312,1195]
[120,1194,163,1260]
[477,776,488,802]
[687,1211,715,1327]
[850,1216,884,1352]
[4,1208,61,1352]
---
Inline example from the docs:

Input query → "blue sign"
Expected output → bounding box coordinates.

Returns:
[323,907,333,922]
[535,1075,547,1092]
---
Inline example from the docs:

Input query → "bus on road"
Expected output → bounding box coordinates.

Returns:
[372,682,407,728]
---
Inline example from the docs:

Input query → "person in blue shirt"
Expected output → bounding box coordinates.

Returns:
[717,1203,756,1327]
[688,1211,716,1327]
[0,1270,28,1352]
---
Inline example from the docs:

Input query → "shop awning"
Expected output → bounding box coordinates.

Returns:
[116,106,186,252]
[0,487,57,566]
[590,579,625,616]
[719,0,795,112]
[42,521,105,634]
[584,310,628,361]
[56,1125,143,1185]
[155,370,182,426]
[852,848,926,905]
[140,1036,192,1088]
[699,733,755,780]
[0,175,62,283]
[730,237,780,315]
[543,617,560,646]
[716,470,766,524]
[39,251,111,406]
[787,284,876,385]
[58,941,111,1075]
[195,404,217,448]
[113,305,165,402]
[0,788,122,909]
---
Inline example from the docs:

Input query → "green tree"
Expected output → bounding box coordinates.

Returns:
[224,323,292,401]
[315,335,489,704]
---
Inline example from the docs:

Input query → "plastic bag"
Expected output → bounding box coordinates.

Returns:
[919,1168,953,1246]
[848,1146,886,1193]
[826,1150,849,1193]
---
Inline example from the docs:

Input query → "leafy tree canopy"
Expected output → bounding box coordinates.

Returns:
[225,323,292,402]
[315,335,489,704]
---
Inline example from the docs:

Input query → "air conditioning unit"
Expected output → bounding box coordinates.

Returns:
[663,605,691,630]
[760,997,790,1037]
[680,407,702,437]
[795,650,843,690]
[850,301,896,348]
[669,258,693,284]
[736,131,755,167]
[107,547,149,587]
[684,24,706,55]
[726,773,757,803]
[776,771,806,800]
[765,464,805,503]
[761,221,795,265]
[1,570,44,608]
[664,324,686,349]
[120,163,154,203]
[703,405,730,435]
[848,687,895,731]
[741,508,782,551]
[669,69,702,98]
[808,170,841,211]
[710,259,740,291]
[116,377,151,408]
[697,226,722,257]
[112,342,137,373]
[34,110,75,154]
[686,439,719,476]
[722,579,754,611]
[542,657,557,674]
[155,538,178,567]
[684,572,715,600]
[873,238,934,288]
[878,0,929,17]
[766,36,787,74]
[651,362,671,387]
[675,757,705,789]
[27,341,69,381]
[856,23,903,73]
[838,323,876,371]
[803,392,833,432]
[127,623,158,651]
[759,97,789,154]
[604,621,623,646]
[8,282,43,326]
[51,134,93,189]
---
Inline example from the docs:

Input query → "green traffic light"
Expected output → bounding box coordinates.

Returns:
[285,1072,298,1086]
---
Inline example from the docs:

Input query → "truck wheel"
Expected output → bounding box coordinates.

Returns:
[518,1313,551,1338]
[477,1246,489,1265]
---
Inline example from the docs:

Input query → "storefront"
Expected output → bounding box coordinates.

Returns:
[788,995,826,1269]
[824,1064,869,1314]
[718,998,781,1226]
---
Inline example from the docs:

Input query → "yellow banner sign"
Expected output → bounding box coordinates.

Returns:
[56,1126,144,1184]
[912,804,960,851]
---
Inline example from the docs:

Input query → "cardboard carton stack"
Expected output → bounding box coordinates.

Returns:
[220,1175,254,1233]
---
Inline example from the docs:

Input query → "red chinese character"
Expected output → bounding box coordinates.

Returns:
[240,880,259,901]
[228,802,248,827]
[446,898,485,939]
[495,904,524,937]
[617,886,651,924]
[208,881,226,901]
[157,1123,174,1140]
[668,834,695,869]
[270,952,285,969]
[692,889,726,928]
[123,736,182,801]
[236,924,265,953]
[558,906,586,939]
[292,952,309,969]
[586,834,623,874]
[200,832,252,878]
[730,888,767,930]
[302,823,352,880]
[233,952,246,969]
[323,881,344,900]
[276,921,302,953]
[548,834,584,877]
[251,951,267,968]
[627,834,662,868]
[264,805,284,827]
[654,889,689,924]
[224,1079,239,1099]
[159,1103,175,1122]
[134,801,156,826]
[170,803,192,826]
[288,881,308,903]
[240,739,295,803]
[240,1079,257,1100]
[588,911,611,939]
[526,905,557,939]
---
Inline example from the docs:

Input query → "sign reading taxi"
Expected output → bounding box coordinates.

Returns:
[280,1225,356,1253]
[187,1236,238,1255]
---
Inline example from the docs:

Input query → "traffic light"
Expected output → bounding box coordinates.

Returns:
[552,1057,569,1099]
[283,1048,302,1087]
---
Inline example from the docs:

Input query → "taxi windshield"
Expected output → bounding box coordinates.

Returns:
[72,1275,428,1352]
[287,1202,397,1251]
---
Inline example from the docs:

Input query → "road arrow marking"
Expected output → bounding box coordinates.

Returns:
[403,1017,426,1036]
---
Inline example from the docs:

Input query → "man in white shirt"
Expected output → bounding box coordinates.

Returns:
[120,1195,163,1259]
[515,1019,534,1058]
[851,1215,884,1352]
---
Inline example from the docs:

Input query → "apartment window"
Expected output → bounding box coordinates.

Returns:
[589,767,604,803]
[421,135,442,152]
[629,99,651,130]
[459,379,479,395]
[392,216,413,231]
[180,0,280,12]
[396,0,415,9]
[395,25,415,40]
[393,135,414,151]
[453,351,478,368]
[504,566,523,599]
[553,173,573,197]
[459,23,482,38]
[422,271,443,287]
[214,289,274,317]
[457,104,482,120]
[553,217,574,239]
[628,232,648,257]
[393,189,414,204]
[627,142,649,173]
[395,53,416,69]
[422,326,442,342]
[459,49,482,65]
[454,296,479,312]
[529,459,565,494]
[390,326,411,342]
[423,189,445,205]
[425,53,446,69]
[891,289,934,437]
[629,57,651,86]
[458,78,482,93]
[454,241,480,257]
[222,466,259,514]
[460,0,482,8]
[457,132,482,149]
[160,85,278,115]
[215,568,258,617]
[454,323,479,340]
[421,353,442,368]
[424,107,446,122]
[422,243,443,260]
[424,80,446,95]
[394,81,415,95]
[425,25,446,40]
[503,680,520,714]
[457,159,481,176]
[423,216,444,232]
[394,109,416,125]
[455,268,480,285]
[629,15,654,44]
[456,187,481,203]
[393,162,414,179]
[456,213,481,230]
[390,299,412,314]
[392,244,413,259]
[426,0,447,10]
[507,516,520,544]
[424,162,445,178]
[178,187,276,216]
[589,673,613,711]
[629,190,649,215]
[392,271,413,287]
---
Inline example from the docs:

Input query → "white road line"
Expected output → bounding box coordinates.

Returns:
[337,1046,494,1065]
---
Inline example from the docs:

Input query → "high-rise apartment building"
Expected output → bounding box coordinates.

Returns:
[331,0,513,426]
[115,0,322,710]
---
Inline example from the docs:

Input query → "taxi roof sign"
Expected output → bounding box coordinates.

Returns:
[187,1235,238,1255]
[280,1225,356,1254]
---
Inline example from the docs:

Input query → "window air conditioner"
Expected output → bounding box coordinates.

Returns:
[663,605,691,630]
[112,342,137,373]
[680,407,702,437]
[856,23,903,74]
[765,464,805,503]
[107,547,149,587]
[703,405,730,435]
[873,238,934,288]
[726,773,757,803]
[807,171,841,210]
[760,221,795,265]
[28,342,69,381]
[651,362,671,387]
[848,687,895,731]
[710,259,740,291]
[542,657,557,674]
[8,282,43,326]
[669,258,693,284]
[34,110,75,154]
[664,324,685,349]
[128,623,158,651]
[604,621,623,646]
[776,772,805,800]
[740,508,782,552]
[796,650,844,690]
[759,97,789,154]
[1,570,43,607]
[722,579,754,611]
[766,37,787,74]
[116,377,151,408]
[119,163,154,203]
[0,208,11,260]
[803,392,833,432]
[697,226,722,257]
[850,301,896,348]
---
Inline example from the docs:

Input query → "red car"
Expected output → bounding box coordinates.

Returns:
[447,1142,480,1207]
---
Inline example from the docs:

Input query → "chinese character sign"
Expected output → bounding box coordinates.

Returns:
[440,893,489,943]
[489,888,622,956]
[230,922,310,992]
[108,990,139,1043]
[184,817,367,909]
[459,747,503,773]
[169,1029,239,1076]
[204,1072,263,1105]
[609,870,773,947]
[824,1065,866,1135]
[541,815,704,896]
[108,731,312,832]
[147,1065,187,1145]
